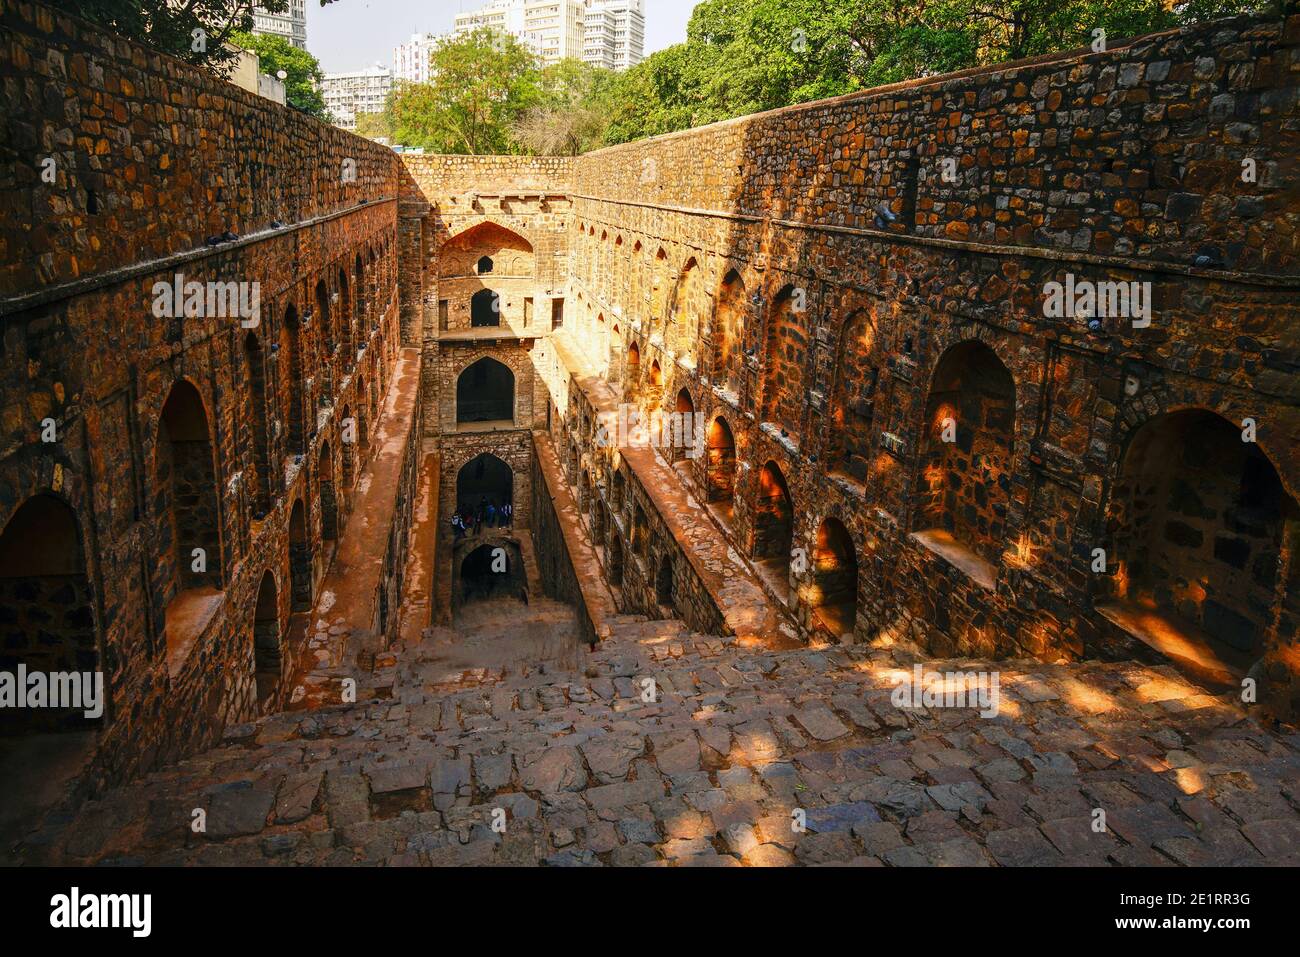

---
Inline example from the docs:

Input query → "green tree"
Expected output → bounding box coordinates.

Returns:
[354,111,393,142]
[390,29,542,154]
[596,0,1264,145]
[512,60,617,156]
[229,31,328,118]
[49,0,284,74]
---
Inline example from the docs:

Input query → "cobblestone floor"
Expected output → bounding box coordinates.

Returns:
[13,604,1300,867]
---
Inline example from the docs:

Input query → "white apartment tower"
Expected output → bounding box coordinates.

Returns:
[583,0,644,71]
[321,64,393,132]
[251,1,307,50]
[393,32,442,84]
[454,0,589,65]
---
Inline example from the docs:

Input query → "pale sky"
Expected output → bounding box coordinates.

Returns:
[305,0,699,74]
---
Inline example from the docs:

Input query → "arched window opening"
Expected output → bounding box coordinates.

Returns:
[471,289,501,327]
[244,331,272,519]
[282,306,306,456]
[456,453,514,523]
[827,310,878,484]
[477,255,494,275]
[289,498,312,612]
[706,416,736,514]
[1099,410,1299,684]
[810,518,858,642]
[252,571,282,708]
[760,284,807,441]
[319,441,338,545]
[672,387,696,462]
[456,357,515,425]
[915,340,1016,569]
[713,270,746,397]
[754,461,795,596]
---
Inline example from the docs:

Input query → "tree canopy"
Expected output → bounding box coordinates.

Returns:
[51,0,282,74]
[229,31,328,118]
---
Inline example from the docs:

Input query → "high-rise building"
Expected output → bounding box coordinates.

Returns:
[321,64,392,131]
[583,0,644,71]
[250,1,307,50]
[393,32,444,85]
[453,0,589,65]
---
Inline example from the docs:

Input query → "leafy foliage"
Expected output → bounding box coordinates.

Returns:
[387,29,543,154]
[229,31,328,118]
[48,0,283,74]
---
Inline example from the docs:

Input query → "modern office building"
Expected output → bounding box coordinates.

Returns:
[583,0,644,71]
[250,0,307,50]
[321,64,393,131]
[393,32,443,84]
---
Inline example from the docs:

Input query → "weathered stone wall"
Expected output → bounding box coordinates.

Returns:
[0,1,408,792]
[556,13,1300,719]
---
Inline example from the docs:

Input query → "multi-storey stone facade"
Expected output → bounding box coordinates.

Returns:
[0,2,410,809]
[544,14,1300,722]
[1,1,1298,854]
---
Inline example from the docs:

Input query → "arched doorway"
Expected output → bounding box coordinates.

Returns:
[810,518,858,641]
[706,416,736,512]
[282,305,306,456]
[456,357,514,425]
[319,441,338,545]
[916,340,1016,566]
[456,453,514,525]
[471,289,501,327]
[244,331,272,518]
[608,533,625,587]
[754,461,794,597]
[760,284,807,440]
[626,341,641,399]
[1100,409,1298,682]
[252,571,282,708]
[656,556,674,611]
[0,494,98,732]
[0,493,99,842]
[672,388,696,462]
[713,270,746,396]
[289,498,312,612]
[458,541,525,608]
[156,380,223,665]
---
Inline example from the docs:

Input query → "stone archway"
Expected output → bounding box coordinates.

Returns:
[456,357,514,425]
[0,493,100,843]
[456,453,514,521]
[916,340,1016,566]
[809,518,858,642]
[1098,408,1299,686]
[252,571,282,709]
[706,416,737,509]
[289,498,312,612]
[754,461,795,599]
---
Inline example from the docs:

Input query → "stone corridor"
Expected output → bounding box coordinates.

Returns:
[13,607,1299,867]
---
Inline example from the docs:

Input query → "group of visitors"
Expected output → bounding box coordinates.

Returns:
[451,497,513,539]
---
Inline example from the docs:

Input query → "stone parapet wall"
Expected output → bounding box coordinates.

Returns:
[0,0,401,302]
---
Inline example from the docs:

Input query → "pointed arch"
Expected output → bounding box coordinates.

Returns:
[456,357,514,424]
[713,270,746,396]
